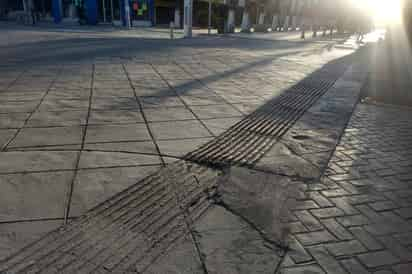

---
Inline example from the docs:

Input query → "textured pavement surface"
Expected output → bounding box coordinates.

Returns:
[278,102,412,274]
[2,25,411,274]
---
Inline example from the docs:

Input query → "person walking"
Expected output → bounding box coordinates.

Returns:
[31,6,36,25]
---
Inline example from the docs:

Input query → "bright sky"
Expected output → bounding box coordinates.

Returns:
[350,0,402,25]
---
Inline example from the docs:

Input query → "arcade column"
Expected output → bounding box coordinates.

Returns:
[184,0,193,37]
[52,0,98,24]
[85,0,98,24]
[52,0,62,23]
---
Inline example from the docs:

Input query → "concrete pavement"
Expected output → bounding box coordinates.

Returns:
[1,25,412,274]
[0,24,357,261]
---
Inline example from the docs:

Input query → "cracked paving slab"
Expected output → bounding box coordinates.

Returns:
[193,205,284,274]
[143,167,293,274]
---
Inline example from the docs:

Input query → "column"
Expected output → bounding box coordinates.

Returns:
[174,8,181,28]
[120,0,131,27]
[290,0,297,30]
[272,15,279,30]
[291,15,297,30]
[184,0,193,37]
[149,0,155,26]
[52,0,62,23]
[241,9,249,31]
[283,15,290,31]
[227,8,235,32]
[85,0,98,24]
[258,11,265,25]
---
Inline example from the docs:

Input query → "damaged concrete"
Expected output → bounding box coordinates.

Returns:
[143,167,295,274]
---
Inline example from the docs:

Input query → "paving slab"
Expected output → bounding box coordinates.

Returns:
[92,88,135,98]
[189,104,243,119]
[0,92,45,101]
[140,96,185,108]
[0,113,29,129]
[8,126,84,148]
[134,87,176,97]
[157,137,213,159]
[180,94,225,106]
[84,141,158,154]
[150,120,212,140]
[0,171,74,222]
[0,101,39,113]
[39,99,89,111]
[47,88,91,99]
[201,117,243,136]
[144,234,203,274]
[27,110,87,127]
[256,142,323,179]
[85,124,151,143]
[0,129,17,148]
[91,97,139,110]
[193,206,283,274]
[88,110,144,124]
[217,167,298,246]
[70,165,160,216]
[78,151,161,169]
[0,220,62,261]
[143,107,196,122]
[8,144,82,151]
[0,151,78,173]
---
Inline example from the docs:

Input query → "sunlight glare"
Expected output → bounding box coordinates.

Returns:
[350,0,402,25]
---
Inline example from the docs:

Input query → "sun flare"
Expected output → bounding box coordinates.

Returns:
[350,0,402,25]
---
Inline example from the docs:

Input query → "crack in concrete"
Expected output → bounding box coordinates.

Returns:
[183,175,210,274]
[279,140,325,172]
[247,165,317,183]
[212,196,289,254]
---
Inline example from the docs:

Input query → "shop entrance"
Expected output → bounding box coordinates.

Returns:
[155,6,173,25]
[97,0,121,22]
[130,0,151,26]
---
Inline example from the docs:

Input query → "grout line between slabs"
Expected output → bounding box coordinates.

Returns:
[122,63,166,167]
[1,67,63,151]
[63,64,95,224]
[150,63,216,138]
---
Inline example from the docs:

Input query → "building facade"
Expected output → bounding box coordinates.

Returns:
[4,0,358,34]
[51,0,160,26]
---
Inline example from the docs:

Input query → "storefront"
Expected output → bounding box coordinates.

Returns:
[128,0,154,26]
[51,0,154,26]
[52,0,96,23]
[154,0,177,26]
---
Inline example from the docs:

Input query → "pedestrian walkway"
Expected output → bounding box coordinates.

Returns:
[279,102,412,274]
[0,25,360,265]
[2,26,411,273]
[0,41,373,273]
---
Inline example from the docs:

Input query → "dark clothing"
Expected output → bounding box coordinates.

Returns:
[31,9,36,25]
